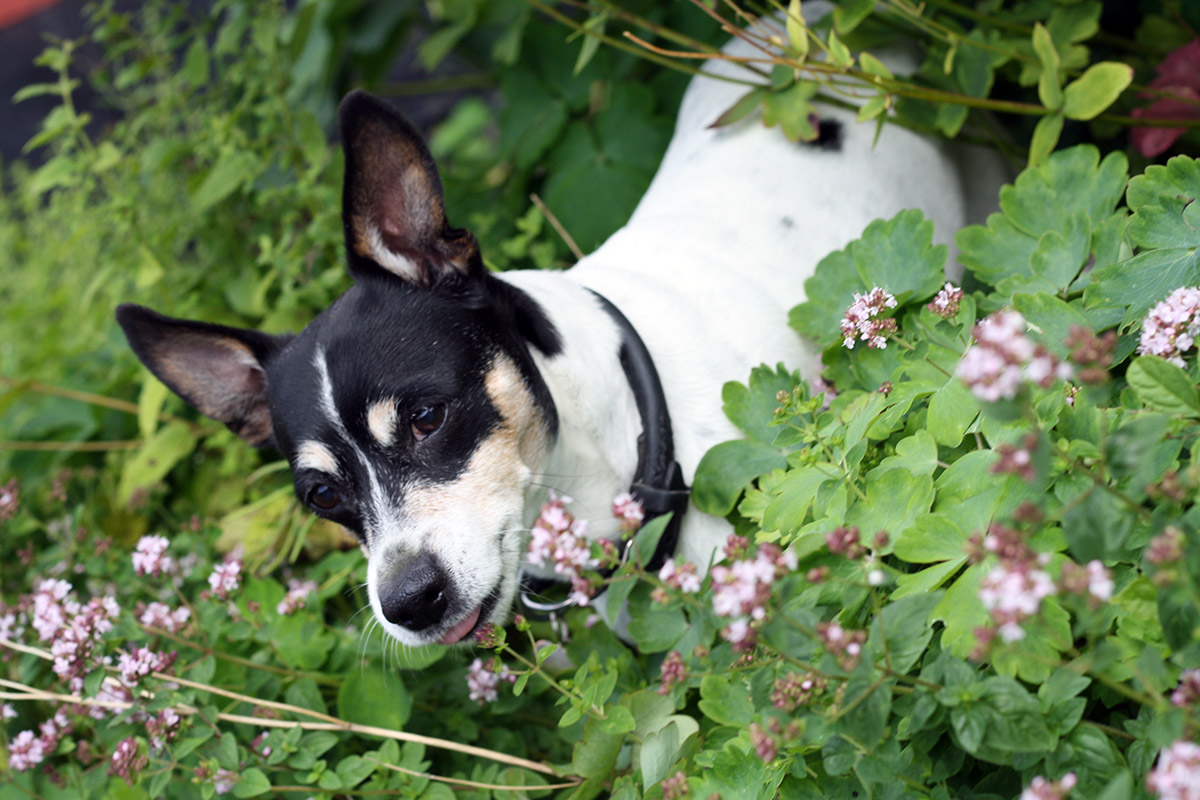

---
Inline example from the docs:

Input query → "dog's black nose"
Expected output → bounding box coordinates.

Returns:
[379,553,450,631]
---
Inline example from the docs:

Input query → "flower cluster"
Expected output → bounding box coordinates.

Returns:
[927,283,963,318]
[657,559,702,595]
[1020,772,1076,800]
[658,650,688,694]
[710,539,796,650]
[817,621,867,670]
[1058,560,1115,606]
[277,578,318,615]
[138,601,191,633]
[207,557,242,600]
[465,657,516,704]
[1138,286,1200,366]
[977,527,1055,642]
[957,311,1071,401]
[611,491,645,533]
[108,737,147,786]
[1171,669,1200,708]
[1146,740,1200,800]
[117,646,176,686]
[526,491,596,606]
[771,671,827,712]
[992,434,1039,482]
[0,477,19,522]
[1065,325,1116,385]
[8,710,71,772]
[825,525,866,559]
[22,579,120,689]
[145,708,182,751]
[661,771,690,800]
[840,287,898,349]
[131,535,173,577]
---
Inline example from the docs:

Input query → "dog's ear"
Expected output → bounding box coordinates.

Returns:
[115,304,288,447]
[338,90,481,288]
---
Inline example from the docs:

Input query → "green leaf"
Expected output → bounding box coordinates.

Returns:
[232,769,272,798]
[833,0,873,33]
[762,465,831,537]
[856,95,888,123]
[1094,771,1134,800]
[596,704,636,734]
[337,667,411,731]
[959,146,1127,286]
[116,420,198,505]
[835,666,892,750]
[827,29,854,68]
[852,210,948,304]
[1127,356,1200,417]
[627,597,687,653]
[216,732,238,770]
[709,88,766,129]
[927,379,979,447]
[1032,23,1062,109]
[633,514,671,568]
[870,592,944,673]
[640,717,698,790]
[722,365,801,443]
[786,0,809,59]
[845,469,934,550]
[698,674,754,726]
[1029,112,1063,167]
[1062,62,1133,120]
[693,439,787,517]
[572,717,623,779]
[572,13,607,76]
[761,80,820,142]
[192,152,257,212]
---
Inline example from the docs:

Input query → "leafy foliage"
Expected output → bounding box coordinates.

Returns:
[3,1,1200,799]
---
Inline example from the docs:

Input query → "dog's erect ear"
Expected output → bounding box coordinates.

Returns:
[339,90,480,287]
[115,304,289,447]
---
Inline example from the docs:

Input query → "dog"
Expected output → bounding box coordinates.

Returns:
[116,7,1005,648]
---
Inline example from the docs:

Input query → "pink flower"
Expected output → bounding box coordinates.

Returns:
[139,601,190,633]
[1146,740,1200,800]
[927,283,964,318]
[1171,669,1200,708]
[0,478,18,522]
[840,287,899,350]
[525,492,597,605]
[658,650,688,694]
[213,768,238,795]
[145,709,181,751]
[748,722,778,762]
[978,562,1056,641]
[1,703,15,719]
[465,657,516,704]
[8,729,46,771]
[1020,773,1077,800]
[276,578,318,615]
[662,771,690,800]
[207,558,242,600]
[108,737,147,785]
[658,559,701,593]
[1131,40,1200,158]
[117,647,175,686]
[1139,287,1200,366]
[958,311,1071,401]
[131,535,173,577]
[611,492,645,532]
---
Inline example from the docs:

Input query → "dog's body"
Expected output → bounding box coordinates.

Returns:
[118,9,1005,648]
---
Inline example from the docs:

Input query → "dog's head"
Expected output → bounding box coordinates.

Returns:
[117,91,562,646]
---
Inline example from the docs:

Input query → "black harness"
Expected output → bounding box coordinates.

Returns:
[518,290,691,615]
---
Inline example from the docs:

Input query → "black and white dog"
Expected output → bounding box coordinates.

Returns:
[117,11,1004,648]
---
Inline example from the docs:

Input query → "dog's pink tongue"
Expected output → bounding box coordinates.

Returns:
[439,606,481,645]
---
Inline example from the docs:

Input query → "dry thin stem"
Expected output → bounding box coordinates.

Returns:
[364,756,581,791]
[0,440,143,452]
[0,637,567,778]
[529,194,584,261]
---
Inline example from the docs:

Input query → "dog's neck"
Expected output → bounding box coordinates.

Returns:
[498,270,642,542]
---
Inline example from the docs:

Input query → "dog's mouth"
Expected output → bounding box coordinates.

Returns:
[437,586,501,645]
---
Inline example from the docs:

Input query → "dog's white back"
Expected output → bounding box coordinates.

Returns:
[503,9,1007,569]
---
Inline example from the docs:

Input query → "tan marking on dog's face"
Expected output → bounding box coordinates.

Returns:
[295,440,339,477]
[366,399,398,447]
[403,354,550,527]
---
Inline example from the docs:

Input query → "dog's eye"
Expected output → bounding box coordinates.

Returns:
[308,484,340,511]
[411,404,446,441]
